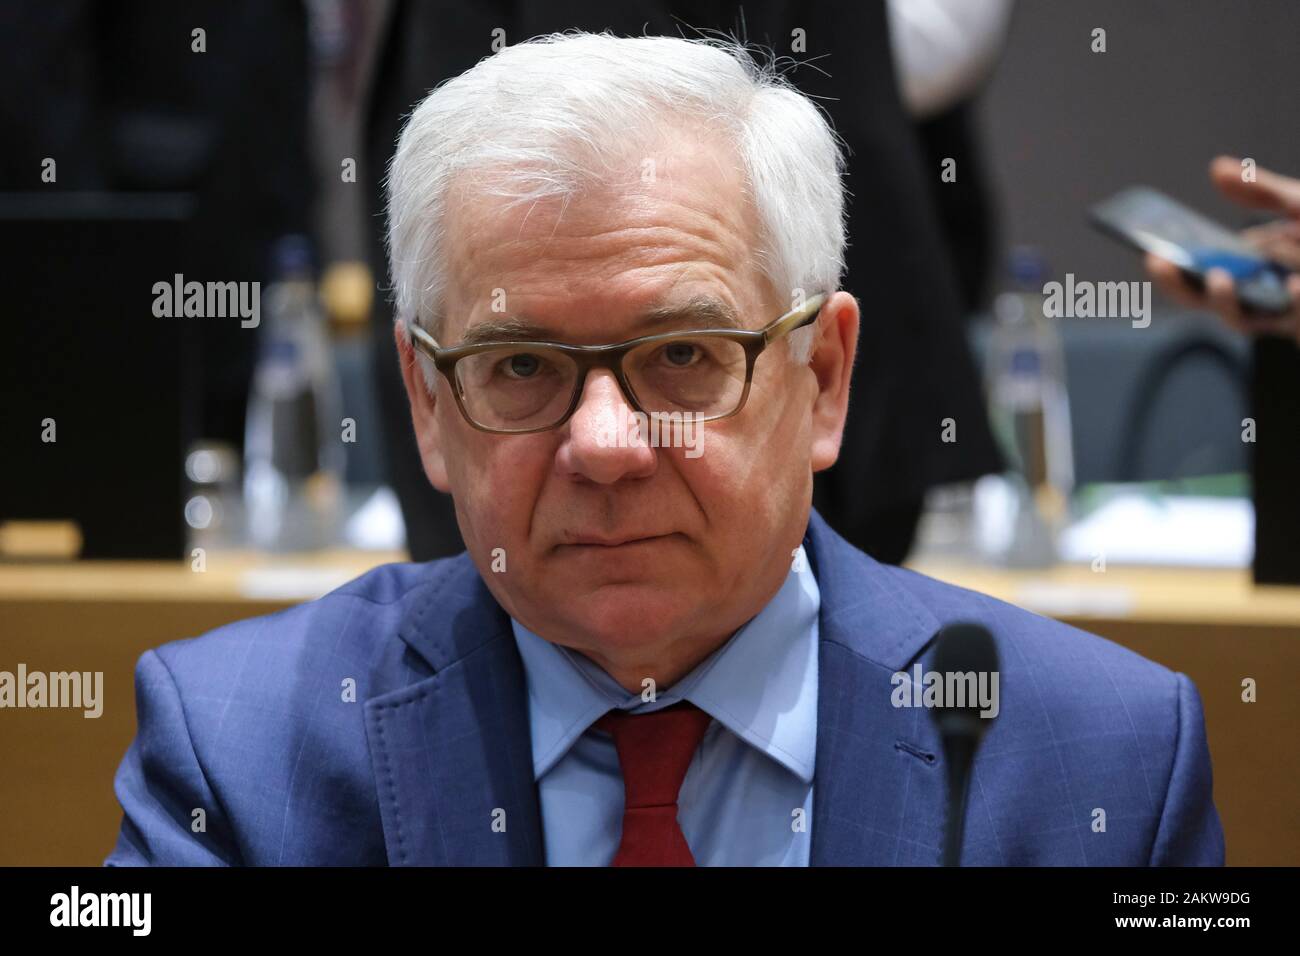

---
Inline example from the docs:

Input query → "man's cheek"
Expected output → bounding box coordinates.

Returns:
[466,476,531,550]
[683,438,743,496]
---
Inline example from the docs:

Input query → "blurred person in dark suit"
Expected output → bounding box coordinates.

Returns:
[0,0,312,449]
[888,0,1014,313]
[363,0,1003,564]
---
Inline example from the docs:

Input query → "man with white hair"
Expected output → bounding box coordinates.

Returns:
[107,32,1223,867]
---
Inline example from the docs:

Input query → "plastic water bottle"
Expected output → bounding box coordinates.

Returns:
[985,248,1075,567]
[243,236,343,551]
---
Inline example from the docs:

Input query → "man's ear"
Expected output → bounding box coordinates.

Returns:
[806,291,859,473]
[394,322,451,492]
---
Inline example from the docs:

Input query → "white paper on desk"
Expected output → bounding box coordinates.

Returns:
[240,567,359,600]
[1060,494,1252,567]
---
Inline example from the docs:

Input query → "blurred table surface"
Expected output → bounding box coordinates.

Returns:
[2,550,1297,866]
[909,558,1300,627]
[3,550,1299,623]
[0,549,407,604]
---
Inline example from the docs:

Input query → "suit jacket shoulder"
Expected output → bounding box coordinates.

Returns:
[106,556,483,865]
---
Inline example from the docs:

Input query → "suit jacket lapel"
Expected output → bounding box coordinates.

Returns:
[364,557,544,866]
[805,511,951,866]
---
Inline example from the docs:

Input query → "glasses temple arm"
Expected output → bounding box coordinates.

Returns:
[762,293,828,345]
[408,321,442,357]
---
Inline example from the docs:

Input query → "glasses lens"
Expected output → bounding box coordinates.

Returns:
[454,347,579,430]
[625,334,748,417]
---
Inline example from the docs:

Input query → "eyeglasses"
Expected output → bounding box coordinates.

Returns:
[408,293,828,434]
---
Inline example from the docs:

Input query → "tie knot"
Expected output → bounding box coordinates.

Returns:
[594,700,713,809]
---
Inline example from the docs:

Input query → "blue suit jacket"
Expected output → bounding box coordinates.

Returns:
[106,510,1224,865]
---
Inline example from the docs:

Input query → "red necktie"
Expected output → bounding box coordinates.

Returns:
[594,700,714,866]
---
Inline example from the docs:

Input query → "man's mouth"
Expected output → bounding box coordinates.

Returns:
[559,532,679,549]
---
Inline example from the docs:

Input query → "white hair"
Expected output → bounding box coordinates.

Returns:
[386,30,846,382]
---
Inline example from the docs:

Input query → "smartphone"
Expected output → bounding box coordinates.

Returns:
[1089,185,1293,315]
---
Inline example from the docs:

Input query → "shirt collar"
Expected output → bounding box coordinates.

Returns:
[511,545,820,782]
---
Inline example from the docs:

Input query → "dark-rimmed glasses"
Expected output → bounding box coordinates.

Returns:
[408,293,828,434]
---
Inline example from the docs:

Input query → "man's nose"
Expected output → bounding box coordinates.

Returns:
[555,370,657,484]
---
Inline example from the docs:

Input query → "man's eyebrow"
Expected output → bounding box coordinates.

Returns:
[636,296,743,332]
[456,318,554,346]
[453,296,743,346]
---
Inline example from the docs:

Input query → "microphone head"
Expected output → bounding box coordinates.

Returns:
[928,622,1000,734]
[927,623,1000,867]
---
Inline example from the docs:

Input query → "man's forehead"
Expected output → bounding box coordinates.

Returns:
[439,191,759,340]
[450,165,750,250]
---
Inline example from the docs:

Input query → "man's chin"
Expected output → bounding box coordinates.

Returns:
[540,582,701,650]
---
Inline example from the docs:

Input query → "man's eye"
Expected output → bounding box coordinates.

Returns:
[499,353,543,379]
[660,342,701,368]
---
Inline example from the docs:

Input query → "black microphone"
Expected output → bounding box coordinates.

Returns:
[928,622,1000,867]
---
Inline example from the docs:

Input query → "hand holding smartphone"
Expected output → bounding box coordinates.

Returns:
[1090,185,1294,316]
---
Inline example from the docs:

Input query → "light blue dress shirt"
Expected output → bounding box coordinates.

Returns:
[511,545,820,866]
